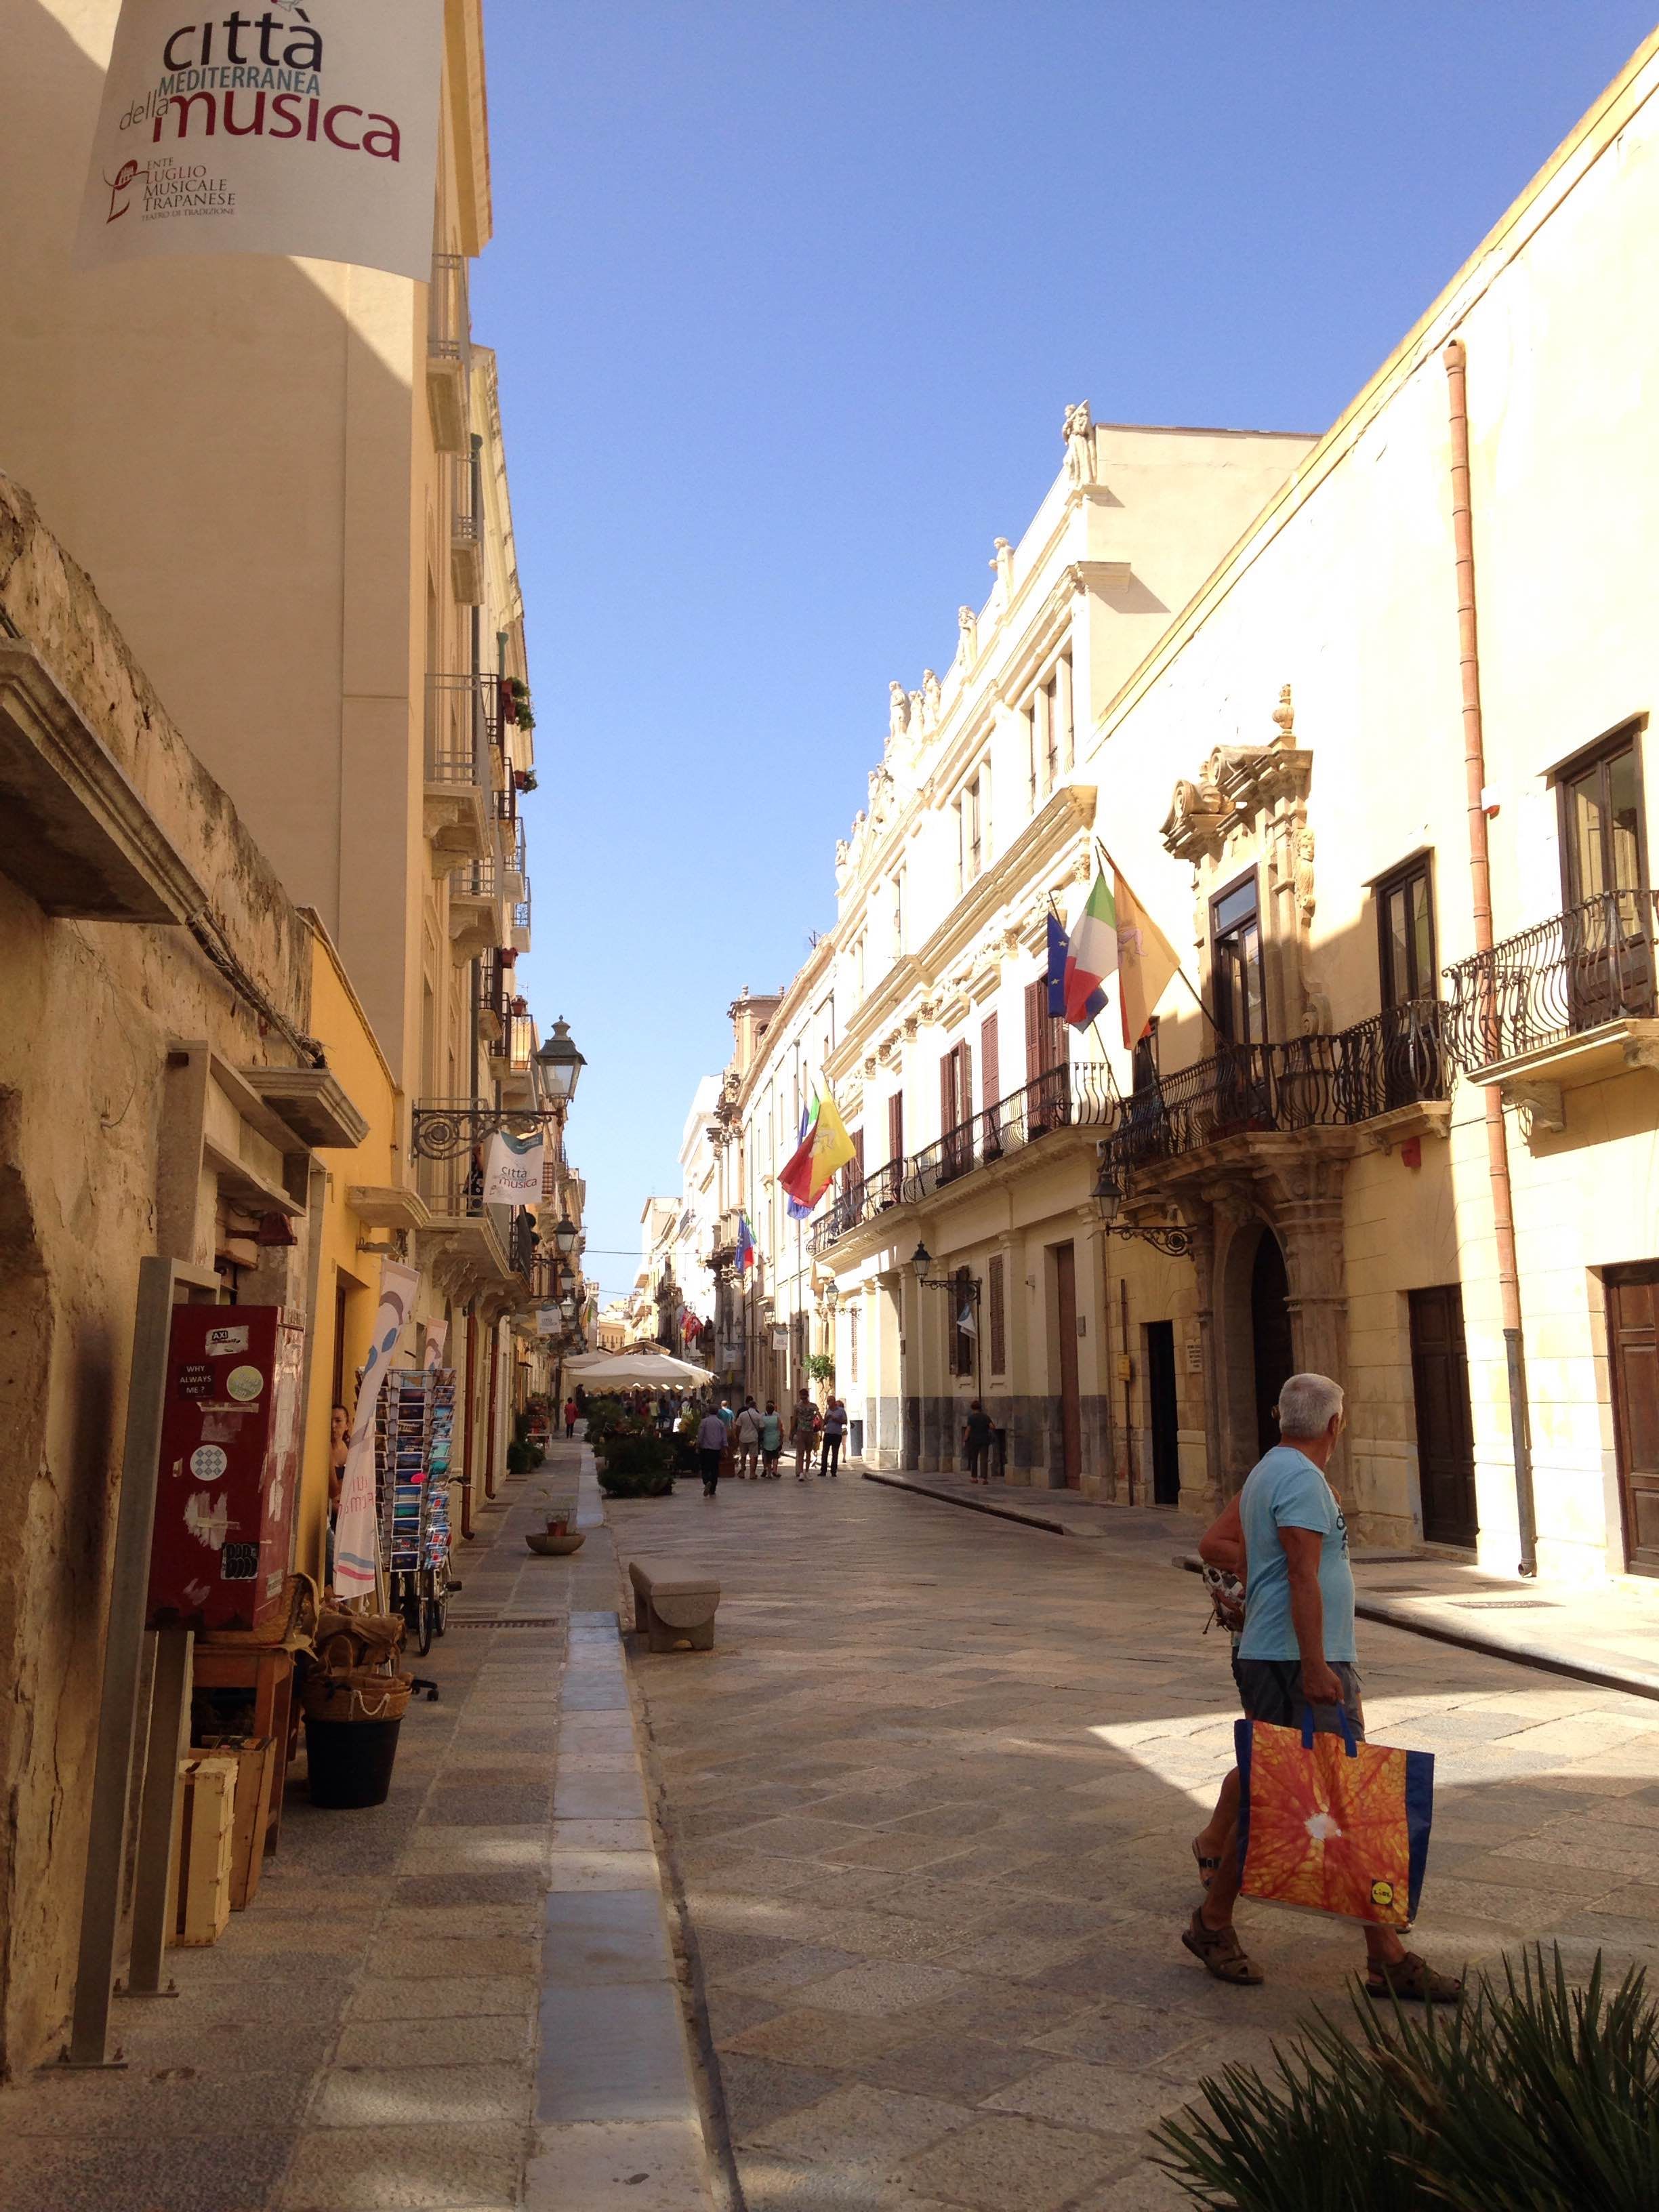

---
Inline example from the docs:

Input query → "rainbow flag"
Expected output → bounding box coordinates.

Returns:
[779,1092,856,1211]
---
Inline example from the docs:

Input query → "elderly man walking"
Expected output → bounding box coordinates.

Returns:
[1181,1372,1462,2003]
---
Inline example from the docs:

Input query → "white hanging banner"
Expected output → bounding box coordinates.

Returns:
[75,0,445,281]
[332,1258,419,1599]
[423,1320,448,1370]
[535,1306,559,1338]
[480,1128,545,1209]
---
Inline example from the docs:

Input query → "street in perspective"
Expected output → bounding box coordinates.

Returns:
[3,5,1659,2210]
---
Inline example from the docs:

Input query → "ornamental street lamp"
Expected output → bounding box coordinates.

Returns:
[1091,1155,1194,1258]
[534,1018,585,1106]
[551,1214,579,1258]
[910,1241,980,1302]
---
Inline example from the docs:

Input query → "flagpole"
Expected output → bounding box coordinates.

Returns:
[1093,838,1221,1038]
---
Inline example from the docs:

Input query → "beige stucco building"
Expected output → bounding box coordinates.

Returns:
[699,29,1659,1592]
[1,0,568,1576]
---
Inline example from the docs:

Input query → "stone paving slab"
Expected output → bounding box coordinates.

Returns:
[614,1465,1659,2211]
[0,1439,714,2212]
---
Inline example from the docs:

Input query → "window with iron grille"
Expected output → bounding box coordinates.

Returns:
[988,1254,1006,1376]
[848,1303,860,1385]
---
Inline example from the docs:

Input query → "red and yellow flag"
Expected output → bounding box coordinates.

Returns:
[779,1092,856,1210]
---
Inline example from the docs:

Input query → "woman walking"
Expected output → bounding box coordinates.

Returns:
[760,1400,783,1478]
[734,1396,764,1478]
[820,1394,848,1477]
[790,1390,821,1481]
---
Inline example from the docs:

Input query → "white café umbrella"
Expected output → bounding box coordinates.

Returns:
[571,1349,711,1386]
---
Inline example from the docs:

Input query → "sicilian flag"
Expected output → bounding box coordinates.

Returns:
[1062,872,1115,1028]
[1114,869,1183,1048]
[779,1092,857,1212]
[735,1215,756,1271]
[785,1099,817,1221]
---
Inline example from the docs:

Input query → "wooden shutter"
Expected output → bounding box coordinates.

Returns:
[988,1254,1006,1376]
[981,1014,1000,1111]
[940,1051,956,1140]
[1024,979,1047,1084]
[888,1092,904,1167]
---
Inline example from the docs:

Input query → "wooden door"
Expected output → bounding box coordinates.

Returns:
[1146,1321,1180,1504]
[1609,1269,1659,1575]
[1408,1285,1479,1549]
[1054,1242,1082,1490]
[1250,1233,1293,1459]
[1023,977,1068,1133]
[939,1042,971,1181]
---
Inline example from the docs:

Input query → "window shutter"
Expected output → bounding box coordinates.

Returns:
[851,1126,864,1179]
[888,1092,904,1166]
[980,1013,1000,1111]
[940,1051,955,1139]
[989,1254,1006,1376]
[1024,980,1046,1084]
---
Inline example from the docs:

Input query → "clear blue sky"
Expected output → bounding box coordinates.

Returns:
[476,1,1656,1304]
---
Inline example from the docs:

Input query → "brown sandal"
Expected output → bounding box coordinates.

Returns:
[1181,1909,1264,1986]
[1366,1951,1464,2004]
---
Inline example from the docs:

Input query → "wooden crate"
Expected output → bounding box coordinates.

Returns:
[169,1755,237,1946]
[198,1736,276,1910]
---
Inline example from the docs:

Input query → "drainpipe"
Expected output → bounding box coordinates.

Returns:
[459,1306,476,1540]
[484,1314,500,1499]
[1444,337,1538,1577]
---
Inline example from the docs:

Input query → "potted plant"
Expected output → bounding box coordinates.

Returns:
[509,994,528,1017]
[499,947,518,968]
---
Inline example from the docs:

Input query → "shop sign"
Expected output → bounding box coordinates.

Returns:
[76,0,444,281]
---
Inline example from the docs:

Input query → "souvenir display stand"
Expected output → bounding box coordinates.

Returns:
[372,1366,455,1655]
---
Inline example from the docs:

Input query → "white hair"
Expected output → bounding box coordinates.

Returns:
[1276,1372,1345,1440]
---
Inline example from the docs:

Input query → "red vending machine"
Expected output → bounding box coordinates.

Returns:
[146,1306,306,1636]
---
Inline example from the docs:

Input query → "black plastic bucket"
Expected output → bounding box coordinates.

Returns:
[305,1715,402,1808]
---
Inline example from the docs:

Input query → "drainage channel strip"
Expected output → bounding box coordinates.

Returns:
[444,1615,565,1629]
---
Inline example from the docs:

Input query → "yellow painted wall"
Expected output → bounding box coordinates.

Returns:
[298,916,403,1587]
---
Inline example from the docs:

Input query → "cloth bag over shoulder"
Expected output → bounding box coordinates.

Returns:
[1235,1706,1434,1929]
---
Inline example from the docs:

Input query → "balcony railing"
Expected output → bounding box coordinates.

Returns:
[1107,1001,1448,1179]
[425,674,498,785]
[508,1207,538,1282]
[1443,889,1658,1076]
[451,849,498,897]
[451,452,480,545]
[807,1066,1115,1254]
[428,252,471,366]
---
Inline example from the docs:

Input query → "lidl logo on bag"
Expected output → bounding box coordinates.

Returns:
[1370,1879,1395,1908]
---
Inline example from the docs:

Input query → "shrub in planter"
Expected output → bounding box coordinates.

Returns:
[505,1440,535,1475]
[1153,1945,1659,2212]
[596,1462,676,1499]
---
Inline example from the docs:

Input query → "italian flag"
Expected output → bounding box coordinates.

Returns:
[1063,870,1118,1027]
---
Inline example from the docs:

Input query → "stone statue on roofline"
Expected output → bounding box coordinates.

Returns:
[991,537,1013,596]
[956,606,977,667]
[921,668,942,728]
[1063,400,1097,486]
[888,681,909,741]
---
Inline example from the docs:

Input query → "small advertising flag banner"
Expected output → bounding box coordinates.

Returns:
[75,0,445,281]
[332,1258,419,1599]
[480,1128,545,1209]
[1235,1705,1435,1928]
[423,1319,448,1370]
[535,1306,559,1339]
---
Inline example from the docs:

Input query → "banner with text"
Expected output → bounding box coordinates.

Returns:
[76,0,444,280]
[480,1128,545,1210]
[332,1258,419,1599]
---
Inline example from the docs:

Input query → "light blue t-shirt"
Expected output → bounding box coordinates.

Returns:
[1237,1445,1355,1663]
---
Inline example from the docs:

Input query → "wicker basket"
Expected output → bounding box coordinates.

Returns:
[302,1666,415,1725]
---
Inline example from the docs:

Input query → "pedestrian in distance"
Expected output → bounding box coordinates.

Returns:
[760,1400,783,1478]
[695,1406,729,1498]
[790,1389,821,1480]
[562,1396,577,1439]
[820,1393,847,1477]
[734,1395,764,1478]
[1181,1372,1463,2003]
[961,1399,995,1483]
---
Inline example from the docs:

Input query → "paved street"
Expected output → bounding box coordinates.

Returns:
[615,1469,1659,2212]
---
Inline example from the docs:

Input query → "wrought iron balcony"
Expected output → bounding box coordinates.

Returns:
[1106,1001,1448,1179]
[508,1206,538,1282]
[425,674,499,786]
[1442,889,1658,1078]
[426,252,472,453]
[807,1066,1116,1255]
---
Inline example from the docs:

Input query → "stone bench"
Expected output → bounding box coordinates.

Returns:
[627,1557,721,1654]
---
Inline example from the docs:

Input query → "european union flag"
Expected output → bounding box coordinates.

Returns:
[1046,913,1069,1019]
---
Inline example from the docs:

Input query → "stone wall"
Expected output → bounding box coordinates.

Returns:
[0,472,313,2075]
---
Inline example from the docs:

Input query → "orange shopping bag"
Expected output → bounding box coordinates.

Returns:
[1235,1705,1434,1928]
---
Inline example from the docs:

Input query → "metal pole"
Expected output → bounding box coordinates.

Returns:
[123,1626,194,1997]
[67,1257,179,2066]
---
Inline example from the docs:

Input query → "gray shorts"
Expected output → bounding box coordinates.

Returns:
[1234,1656,1365,1740]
